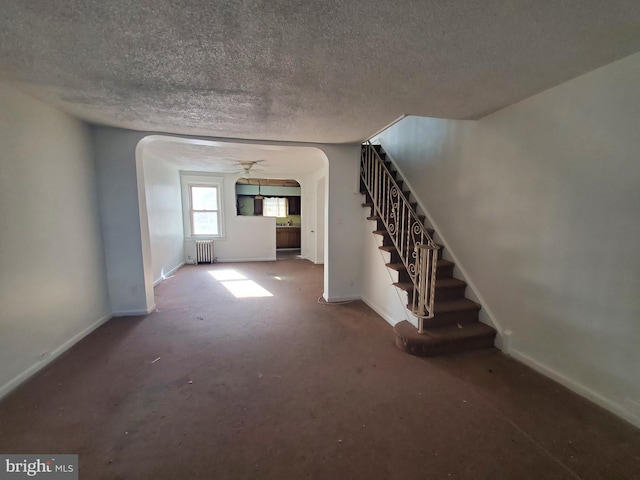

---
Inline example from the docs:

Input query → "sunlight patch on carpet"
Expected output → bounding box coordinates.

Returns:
[220,280,273,298]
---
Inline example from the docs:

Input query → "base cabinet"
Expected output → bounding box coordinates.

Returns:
[276,227,301,248]
[289,228,300,247]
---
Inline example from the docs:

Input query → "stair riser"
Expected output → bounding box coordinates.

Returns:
[402,300,481,327]
[396,270,411,283]
[381,237,440,252]
[401,283,465,302]
[378,227,436,241]
[382,244,443,260]
[437,264,454,278]
[395,333,495,357]
[383,249,442,264]
[381,249,402,264]
[388,265,452,282]
[434,285,466,302]
[426,309,480,328]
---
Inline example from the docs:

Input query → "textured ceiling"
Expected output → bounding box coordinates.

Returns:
[142,137,326,175]
[1,1,640,143]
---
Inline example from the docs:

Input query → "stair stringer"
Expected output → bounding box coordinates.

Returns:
[360,208,417,328]
[371,142,505,347]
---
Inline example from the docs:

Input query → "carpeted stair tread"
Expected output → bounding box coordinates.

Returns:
[373,227,435,237]
[394,320,496,356]
[434,259,454,269]
[393,282,412,292]
[434,278,466,288]
[396,320,495,342]
[402,298,480,316]
[379,243,443,254]
[411,299,483,328]
[386,259,453,271]
[385,262,406,271]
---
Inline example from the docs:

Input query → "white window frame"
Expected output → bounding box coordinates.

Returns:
[180,173,225,239]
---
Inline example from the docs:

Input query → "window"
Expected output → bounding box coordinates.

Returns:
[263,197,288,217]
[190,186,219,235]
[181,174,225,238]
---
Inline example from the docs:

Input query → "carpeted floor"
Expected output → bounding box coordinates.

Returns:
[1,258,639,479]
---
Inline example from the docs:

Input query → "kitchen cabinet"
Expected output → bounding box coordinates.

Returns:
[289,227,301,247]
[276,227,301,248]
[276,228,288,248]
[288,196,301,215]
[253,197,263,215]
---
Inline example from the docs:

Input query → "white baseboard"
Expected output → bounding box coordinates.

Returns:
[216,257,277,262]
[509,348,640,429]
[0,312,112,401]
[112,303,156,317]
[360,296,400,327]
[153,261,185,286]
[322,294,361,303]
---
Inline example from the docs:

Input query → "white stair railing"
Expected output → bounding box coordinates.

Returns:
[361,142,439,333]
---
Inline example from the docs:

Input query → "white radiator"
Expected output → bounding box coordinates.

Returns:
[195,240,215,264]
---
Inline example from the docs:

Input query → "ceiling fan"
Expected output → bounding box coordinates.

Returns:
[225,160,267,178]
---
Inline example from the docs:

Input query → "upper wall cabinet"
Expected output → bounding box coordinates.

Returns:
[288,196,301,215]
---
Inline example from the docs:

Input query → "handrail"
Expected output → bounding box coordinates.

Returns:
[361,141,439,332]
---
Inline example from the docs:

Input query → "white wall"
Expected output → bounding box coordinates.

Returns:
[91,130,362,313]
[360,210,412,326]
[0,82,111,399]
[373,52,640,427]
[206,173,277,262]
[141,156,184,284]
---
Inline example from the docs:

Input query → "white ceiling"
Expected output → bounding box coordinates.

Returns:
[141,137,326,176]
[1,1,640,143]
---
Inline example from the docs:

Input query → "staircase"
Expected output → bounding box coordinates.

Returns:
[360,143,496,356]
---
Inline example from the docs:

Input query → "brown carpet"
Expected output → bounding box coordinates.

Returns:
[1,258,639,479]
